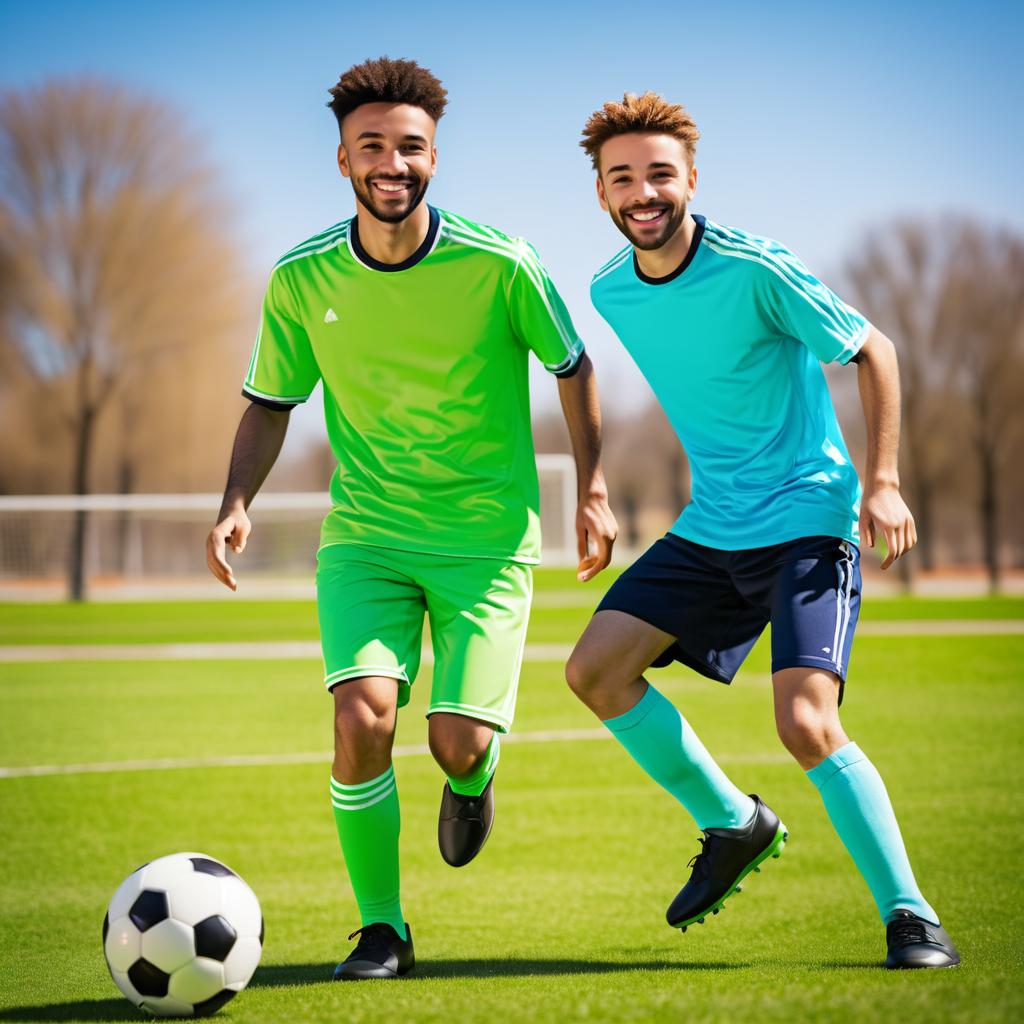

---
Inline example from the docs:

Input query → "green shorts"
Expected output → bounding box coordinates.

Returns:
[315,543,533,733]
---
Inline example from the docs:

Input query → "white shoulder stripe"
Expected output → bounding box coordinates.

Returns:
[276,220,348,261]
[443,225,522,262]
[703,226,846,316]
[703,224,836,309]
[440,215,518,248]
[444,226,545,292]
[703,239,863,354]
[594,244,631,277]
[591,248,632,284]
[703,239,831,317]
[443,225,576,354]
[276,220,349,257]
[274,224,349,269]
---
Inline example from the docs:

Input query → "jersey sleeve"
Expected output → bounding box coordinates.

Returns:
[508,241,585,377]
[757,243,869,365]
[242,266,321,409]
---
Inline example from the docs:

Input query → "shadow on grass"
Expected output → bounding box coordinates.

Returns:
[0,1000,139,1022]
[250,957,751,987]
[0,959,750,1020]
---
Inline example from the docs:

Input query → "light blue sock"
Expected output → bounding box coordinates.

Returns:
[808,741,938,924]
[603,684,755,830]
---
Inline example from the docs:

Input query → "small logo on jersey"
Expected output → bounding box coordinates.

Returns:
[821,646,831,654]
[324,308,338,323]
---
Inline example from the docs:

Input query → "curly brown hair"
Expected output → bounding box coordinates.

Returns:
[580,91,699,171]
[327,57,448,131]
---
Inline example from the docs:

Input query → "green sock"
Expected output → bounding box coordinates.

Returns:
[448,734,500,797]
[330,766,406,936]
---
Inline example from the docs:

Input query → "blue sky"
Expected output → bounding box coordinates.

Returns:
[3,0,1022,435]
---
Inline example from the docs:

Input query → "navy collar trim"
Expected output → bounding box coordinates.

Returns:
[350,204,440,272]
[633,214,706,285]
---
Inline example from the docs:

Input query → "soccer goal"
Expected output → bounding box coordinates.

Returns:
[0,454,578,600]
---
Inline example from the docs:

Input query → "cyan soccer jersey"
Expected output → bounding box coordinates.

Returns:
[591,215,868,550]
[243,205,584,563]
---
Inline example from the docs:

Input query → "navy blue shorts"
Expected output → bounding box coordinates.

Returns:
[597,534,860,698]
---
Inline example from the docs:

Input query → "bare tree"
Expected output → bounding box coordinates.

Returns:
[0,80,247,598]
[946,225,1024,591]
[846,221,965,575]
[846,218,1024,588]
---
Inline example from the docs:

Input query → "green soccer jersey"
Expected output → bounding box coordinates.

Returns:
[242,205,584,564]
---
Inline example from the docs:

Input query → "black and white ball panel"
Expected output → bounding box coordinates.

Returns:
[103,852,263,1018]
[129,890,169,931]
[193,916,237,961]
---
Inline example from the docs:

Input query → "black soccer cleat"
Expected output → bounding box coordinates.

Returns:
[667,795,787,930]
[332,922,414,981]
[884,910,960,969]
[438,775,495,867]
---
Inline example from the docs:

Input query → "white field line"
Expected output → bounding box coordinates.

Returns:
[0,729,792,780]
[0,620,1021,664]
[0,642,573,663]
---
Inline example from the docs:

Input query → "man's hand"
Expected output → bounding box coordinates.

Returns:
[859,482,916,570]
[576,491,618,582]
[206,505,251,591]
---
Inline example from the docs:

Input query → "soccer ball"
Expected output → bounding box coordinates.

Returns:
[103,852,264,1017]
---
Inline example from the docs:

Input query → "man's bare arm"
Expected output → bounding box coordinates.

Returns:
[556,353,618,582]
[206,402,292,590]
[853,326,917,570]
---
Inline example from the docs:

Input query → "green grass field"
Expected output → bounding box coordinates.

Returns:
[1,575,1022,1022]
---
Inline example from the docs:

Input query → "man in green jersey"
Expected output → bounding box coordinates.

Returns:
[206,58,617,980]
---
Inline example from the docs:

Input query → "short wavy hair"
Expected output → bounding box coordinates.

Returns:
[580,91,699,170]
[327,57,448,131]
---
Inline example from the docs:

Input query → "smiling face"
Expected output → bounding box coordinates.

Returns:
[338,102,437,224]
[596,132,698,250]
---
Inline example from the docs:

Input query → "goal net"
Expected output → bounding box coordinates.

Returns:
[0,454,578,599]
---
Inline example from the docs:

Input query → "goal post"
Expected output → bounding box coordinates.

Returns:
[0,454,578,599]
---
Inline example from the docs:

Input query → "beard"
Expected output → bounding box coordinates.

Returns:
[351,172,431,224]
[610,198,688,251]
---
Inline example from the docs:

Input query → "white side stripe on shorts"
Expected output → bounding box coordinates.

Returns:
[831,542,854,667]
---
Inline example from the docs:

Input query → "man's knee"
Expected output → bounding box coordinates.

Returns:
[565,645,606,700]
[775,704,845,767]
[428,714,492,778]
[331,678,398,781]
[334,687,392,738]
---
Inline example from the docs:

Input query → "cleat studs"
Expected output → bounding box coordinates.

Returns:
[754,866,761,873]
[736,886,742,893]
[681,926,687,933]
[698,918,704,924]
[713,908,719,915]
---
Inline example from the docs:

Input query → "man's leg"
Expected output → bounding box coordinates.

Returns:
[331,676,405,936]
[429,712,499,867]
[429,712,498,795]
[317,544,424,979]
[566,610,755,830]
[774,667,939,922]
[764,536,957,966]
[566,536,788,930]
[422,556,531,867]
[567,610,786,928]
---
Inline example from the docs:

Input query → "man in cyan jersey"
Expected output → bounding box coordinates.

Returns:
[206,58,617,980]
[565,91,958,970]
